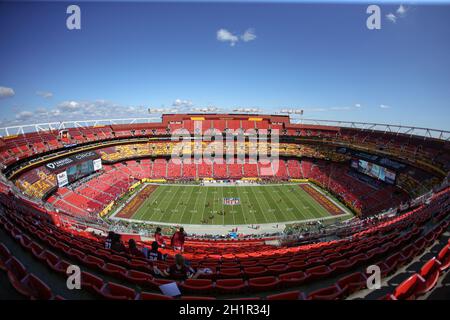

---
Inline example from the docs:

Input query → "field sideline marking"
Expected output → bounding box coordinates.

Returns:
[306,183,353,216]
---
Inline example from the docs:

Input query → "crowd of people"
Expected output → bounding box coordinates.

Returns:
[105,226,186,255]
[103,226,212,280]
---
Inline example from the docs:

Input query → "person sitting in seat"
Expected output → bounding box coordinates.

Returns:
[105,231,114,249]
[145,241,167,261]
[111,233,126,253]
[128,238,144,258]
[157,254,202,280]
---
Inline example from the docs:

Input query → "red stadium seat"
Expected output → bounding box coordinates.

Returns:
[181,296,217,300]
[393,274,425,300]
[218,267,243,279]
[82,255,105,270]
[307,285,345,300]
[240,260,258,267]
[6,257,29,296]
[379,253,401,276]
[337,272,367,296]
[18,234,32,249]
[348,253,368,266]
[267,290,305,300]
[47,258,71,275]
[101,263,127,279]
[437,245,450,271]
[19,274,53,300]
[180,279,214,293]
[36,249,55,264]
[417,258,442,295]
[329,259,355,275]
[414,237,427,252]
[279,271,308,287]
[100,282,136,300]
[399,244,419,266]
[28,242,44,260]
[215,278,247,294]
[67,248,86,262]
[0,243,11,271]
[81,271,104,296]
[248,276,280,292]
[306,265,333,281]
[244,266,268,278]
[124,270,153,287]
[128,259,150,272]
[109,254,129,266]
[287,260,308,271]
[267,264,289,275]
[136,292,174,300]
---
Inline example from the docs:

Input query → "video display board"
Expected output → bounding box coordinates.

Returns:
[351,159,396,185]
[48,151,103,187]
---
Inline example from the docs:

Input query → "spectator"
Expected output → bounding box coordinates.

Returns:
[171,227,186,252]
[111,233,126,253]
[145,241,166,261]
[128,238,144,258]
[154,227,166,248]
[105,231,115,249]
[158,254,202,280]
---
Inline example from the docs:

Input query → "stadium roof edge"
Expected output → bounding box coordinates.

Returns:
[0,115,449,141]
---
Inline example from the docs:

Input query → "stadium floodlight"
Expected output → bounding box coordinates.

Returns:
[280,108,303,115]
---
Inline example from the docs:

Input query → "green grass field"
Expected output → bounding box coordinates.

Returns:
[120,184,350,225]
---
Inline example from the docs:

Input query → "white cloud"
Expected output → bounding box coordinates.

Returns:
[192,106,219,112]
[58,100,81,112]
[217,29,239,46]
[217,28,257,46]
[0,86,15,98]
[35,107,49,115]
[16,111,34,120]
[149,108,181,114]
[240,29,256,42]
[397,4,407,16]
[387,5,409,24]
[386,13,397,23]
[2,100,150,126]
[380,104,391,109]
[355,103,361,108]
[36,91,53,99]
[172,99,193,108]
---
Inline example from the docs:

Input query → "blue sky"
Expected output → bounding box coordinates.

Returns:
[0,1,449,130]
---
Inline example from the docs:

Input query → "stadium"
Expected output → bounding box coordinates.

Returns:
[1,0,450,310]
[0,113,449,301]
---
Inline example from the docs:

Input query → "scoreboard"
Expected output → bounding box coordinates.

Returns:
[45,151,103,187]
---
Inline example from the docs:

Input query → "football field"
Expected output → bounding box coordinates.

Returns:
[114,183,351,225]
